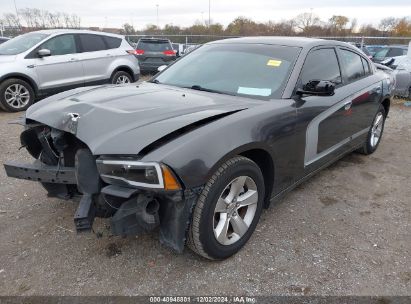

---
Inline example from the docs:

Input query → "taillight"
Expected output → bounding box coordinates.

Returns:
[127,49,145,55]
[163,50,176,56]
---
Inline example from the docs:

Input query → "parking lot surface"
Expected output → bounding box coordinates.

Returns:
[0,103,410,296]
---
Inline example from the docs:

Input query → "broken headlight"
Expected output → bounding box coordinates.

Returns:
[96,159,181,190]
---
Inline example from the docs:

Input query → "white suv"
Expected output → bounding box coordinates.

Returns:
[0,30,140,112]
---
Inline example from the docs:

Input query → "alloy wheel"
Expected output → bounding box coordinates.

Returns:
[4,84,30,109]
[213,176,258,245]
[115,75,131,84]
[370,112,384,148]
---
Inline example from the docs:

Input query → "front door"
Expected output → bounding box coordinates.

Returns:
[33,34,84,91]
[293,47,352,178]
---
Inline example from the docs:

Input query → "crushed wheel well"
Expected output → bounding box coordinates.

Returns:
[240,149,274,208]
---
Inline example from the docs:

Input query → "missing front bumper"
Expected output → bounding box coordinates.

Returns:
[4,161,77,184]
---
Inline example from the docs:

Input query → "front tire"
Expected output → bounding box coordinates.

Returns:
[358,105,386,155]
[0,78,35,112]
[111,71,133,85]
[188,156,265,260]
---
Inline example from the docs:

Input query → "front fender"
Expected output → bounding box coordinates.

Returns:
[142,101,297,193]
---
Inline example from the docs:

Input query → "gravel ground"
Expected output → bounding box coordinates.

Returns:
[0,103,410,296]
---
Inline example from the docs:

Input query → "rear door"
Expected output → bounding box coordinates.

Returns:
[335,48,382,144]
[32,34,84,91]
[77,34,112,84]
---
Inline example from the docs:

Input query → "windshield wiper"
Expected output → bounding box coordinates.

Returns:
[149,79,161,84]
[187,85,235,96]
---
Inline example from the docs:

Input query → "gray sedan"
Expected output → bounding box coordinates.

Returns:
[4,37,392,260]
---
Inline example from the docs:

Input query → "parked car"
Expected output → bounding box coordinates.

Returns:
[366,45,386,56]
[372,45,408,63]
[0,37,10,44]
[378,55,411,98]
[172,43,185,57]
[348,42,372,58]
[4,37,392,260]
[0,29,140,112]
[134,38,176,73]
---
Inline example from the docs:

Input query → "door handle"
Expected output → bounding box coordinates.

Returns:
[344,100,352,110]
[27,64,36,68]
[69,58,78,62]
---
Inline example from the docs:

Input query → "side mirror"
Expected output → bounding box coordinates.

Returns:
[38,49,51,58]
[297,80,335,96]
[157,65,167,72]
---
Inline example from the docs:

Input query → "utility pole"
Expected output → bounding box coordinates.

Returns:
[156,4,159,29]
[208,0,211,27]
[14,0,20,28]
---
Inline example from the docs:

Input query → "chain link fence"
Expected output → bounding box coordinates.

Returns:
[125,34,411,47]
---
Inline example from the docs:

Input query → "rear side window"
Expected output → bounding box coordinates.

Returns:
[137,40,172,52]
[104,36,122,49]
[79,34,106,52]
[40,34,77,56]
[300,48,342,85]
[339,49,365,82]
[387,48,406,57]
[362,57,371,76]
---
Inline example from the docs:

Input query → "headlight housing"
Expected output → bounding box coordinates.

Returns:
[96,159,181,190]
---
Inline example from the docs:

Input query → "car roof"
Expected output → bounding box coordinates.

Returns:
[33,29,124,39]
[138,37,171,42]
[209,36,358,49]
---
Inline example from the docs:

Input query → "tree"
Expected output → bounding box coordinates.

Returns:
[266,20,296,36]
[295,12,321,33]
[393,17,411,36]
[121,23,136,35]
[329,15,349,34]
[379,17,397,34]
[225,17,261,36]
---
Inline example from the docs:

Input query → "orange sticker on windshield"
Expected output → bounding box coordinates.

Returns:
[267,59,282,67]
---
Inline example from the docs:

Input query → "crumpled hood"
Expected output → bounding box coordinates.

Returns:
[0,55,16,63]
[26,82,261,155]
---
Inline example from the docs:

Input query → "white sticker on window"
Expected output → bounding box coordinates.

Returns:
[237,87,272,96]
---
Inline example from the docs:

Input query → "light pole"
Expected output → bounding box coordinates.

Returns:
[156,4,159,29]
[14,0,20,28]
[208,0,211,27]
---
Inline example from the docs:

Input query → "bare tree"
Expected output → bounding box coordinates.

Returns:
[295,12,321,32]
[379,17,397,34]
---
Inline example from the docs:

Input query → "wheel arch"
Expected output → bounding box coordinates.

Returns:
[205,143,276,208]
[110,65,136,82]
[381,98,390,116]
[239,149,275,208]
[0,73,38,95]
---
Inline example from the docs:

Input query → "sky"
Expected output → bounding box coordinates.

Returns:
[1,0,411,29]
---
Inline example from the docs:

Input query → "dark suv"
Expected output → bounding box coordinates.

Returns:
[372,45,408,63]
[135,38,176,73]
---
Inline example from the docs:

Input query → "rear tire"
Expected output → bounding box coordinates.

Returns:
[0,78,35,112]
[357,105,386,155]
[111,71,133,84]
[188,156,265,260]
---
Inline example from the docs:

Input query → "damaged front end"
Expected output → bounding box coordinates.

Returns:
[4,122,201,253]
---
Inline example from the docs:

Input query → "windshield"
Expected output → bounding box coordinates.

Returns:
[0,33,49,55]
[154,43,300,99]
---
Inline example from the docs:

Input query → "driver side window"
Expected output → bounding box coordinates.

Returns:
[300,48,342,86]
[39,34,77,56]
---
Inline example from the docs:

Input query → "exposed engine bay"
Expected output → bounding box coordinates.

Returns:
[4,123,201,252]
